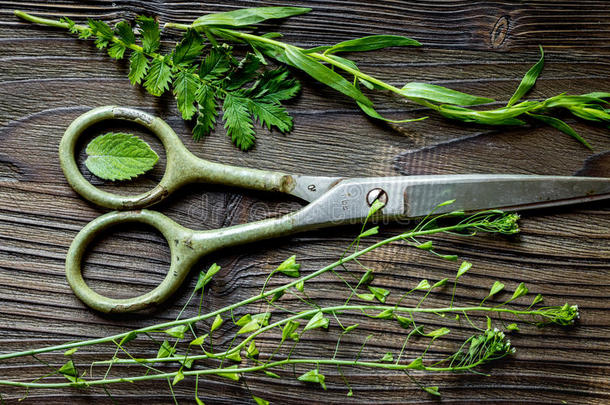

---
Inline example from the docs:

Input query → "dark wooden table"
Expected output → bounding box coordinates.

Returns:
[0,1,608,404]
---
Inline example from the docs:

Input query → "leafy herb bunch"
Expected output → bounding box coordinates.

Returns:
[56,13,301,150]
[0,205,579,403]
[15,7,610,150]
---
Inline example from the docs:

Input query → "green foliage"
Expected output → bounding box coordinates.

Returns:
[297,369,326,390]
[44,13,301,150]
[20,8,608,151]
[192,7,311,28]
[507,46,544,107]
[0,141,582,402]
[84,132,158,181]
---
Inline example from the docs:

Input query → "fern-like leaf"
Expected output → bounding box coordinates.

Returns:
[193,84,217,140]
[144,57,172,96]
[223,93,255,150]
[248,99,293,132]
[137,16,160,53]
[128,52,149,85]
[172,29,205,66]
[173,70,199,120]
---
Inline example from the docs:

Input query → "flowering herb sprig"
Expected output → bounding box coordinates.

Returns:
[15,7,610,150]
[0,207,578,403]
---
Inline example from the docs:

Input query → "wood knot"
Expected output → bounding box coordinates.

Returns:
[490,16,510,48]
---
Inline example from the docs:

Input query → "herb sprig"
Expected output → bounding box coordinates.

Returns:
[0,207,578,403]
[16,8,610,150]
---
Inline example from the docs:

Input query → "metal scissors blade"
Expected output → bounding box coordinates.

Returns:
[292,174,610,227]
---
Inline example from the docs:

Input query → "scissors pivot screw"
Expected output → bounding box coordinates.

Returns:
[366,188,388,207]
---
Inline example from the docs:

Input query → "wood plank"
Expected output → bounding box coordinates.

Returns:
[0,0,608,403]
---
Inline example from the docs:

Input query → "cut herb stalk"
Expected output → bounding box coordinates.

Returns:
[16,8,610,150]
[0,207,578,402]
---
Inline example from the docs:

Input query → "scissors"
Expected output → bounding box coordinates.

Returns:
[59,106,610,313]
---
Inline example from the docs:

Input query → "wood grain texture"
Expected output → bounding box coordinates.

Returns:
[0,0,608,403]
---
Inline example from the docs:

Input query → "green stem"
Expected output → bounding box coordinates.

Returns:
[0,219,504,362]
[0,355,499,389]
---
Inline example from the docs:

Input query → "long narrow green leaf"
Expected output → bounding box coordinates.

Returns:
[325,35,421,54]
[357,101,428,123]
[527,112,592,149]
[284,46,372,106]
[507,46,544,107]
[401,82,494,106]
[193,7,311,28]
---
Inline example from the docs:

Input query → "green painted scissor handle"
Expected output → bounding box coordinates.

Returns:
[66,209,297,313]
[59,106,296,210]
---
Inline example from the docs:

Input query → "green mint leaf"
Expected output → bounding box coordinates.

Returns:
[284,46,373,107]
[193,7,311,28]
[173,29,205,66]
[507,46,544,107]
[128,52,149,85]
[173,70,199,120]
[507,323,520,331]
[297,369,326,390]
[223,93,255,150]
[248,99,293,133]
[144,57,173,96]
[115,21,135,45]
[137,16,160,53]
[400,82,494,106]
[527,112,592,149]
[326,34,421,54]
[84,132,159,181]
[199,46,231,81]
[303,311,329,331]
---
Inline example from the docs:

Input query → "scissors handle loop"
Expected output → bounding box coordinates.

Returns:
[60,106,295,210]
[65,210,206,313]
